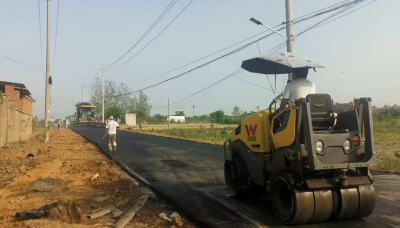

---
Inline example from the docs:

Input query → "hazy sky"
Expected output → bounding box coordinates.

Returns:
[0,0,398,119]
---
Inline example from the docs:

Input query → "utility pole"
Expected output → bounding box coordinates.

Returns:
[285,0,295,81]
[388,103,391,117]
[101,68,105,123]
[44,0,51,142]
[81,84,86,102]
[192,105,195,117]
[256,106,260,112]
[168,98,170,129]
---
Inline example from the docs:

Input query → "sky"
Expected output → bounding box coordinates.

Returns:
[0,0,398,119]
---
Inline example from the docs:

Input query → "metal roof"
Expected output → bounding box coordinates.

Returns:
[0,81,32,95]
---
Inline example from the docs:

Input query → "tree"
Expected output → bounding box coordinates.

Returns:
[105,106,123,119]
[232,106,242,117]
[210,110,225,123]
[130,91,152,122]
[89,78,134,116]
[175,111,185,116]
[32,116,45,130]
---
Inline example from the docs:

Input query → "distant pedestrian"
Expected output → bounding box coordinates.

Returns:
[104,116,119,152]
[139,121,142,130]
[117,117,120,124]
[66,119,70,128]
[57,119,61,130]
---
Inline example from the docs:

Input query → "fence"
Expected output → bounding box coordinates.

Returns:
[0,94,32,147]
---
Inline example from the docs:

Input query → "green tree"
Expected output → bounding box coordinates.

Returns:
[105,106,123,119]
[130,91,152,121]
[232,106,242,118]
[175,111,185,116]
[89,78,134,116]
[210,110,225,123]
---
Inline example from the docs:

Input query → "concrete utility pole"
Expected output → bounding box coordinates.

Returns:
[192,105,195,117]
[285,0,295,81]
[44,0,51,142]
[168,98,170,129]
[256,106,260,112]
[81,84,86,102]
[101,68,105,123]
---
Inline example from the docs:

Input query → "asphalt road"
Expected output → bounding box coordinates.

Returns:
[73,127,400,228]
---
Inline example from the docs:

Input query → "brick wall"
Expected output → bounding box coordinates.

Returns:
[20,97,32,115]
[14,91,20,110]
[4,85,14,100]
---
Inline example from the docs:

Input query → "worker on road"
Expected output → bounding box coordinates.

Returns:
[104,116,119,152]
[280,68,315,109]
[66,119,70,128]
[57,119,61,130]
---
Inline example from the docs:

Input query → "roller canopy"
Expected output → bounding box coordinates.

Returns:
[241,52,335,75]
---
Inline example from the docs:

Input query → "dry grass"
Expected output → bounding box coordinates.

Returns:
[0,129,194,228]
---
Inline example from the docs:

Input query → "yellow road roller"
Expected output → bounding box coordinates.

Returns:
[224,53,376,225]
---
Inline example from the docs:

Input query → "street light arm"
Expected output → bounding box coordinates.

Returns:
[249,17,287,40]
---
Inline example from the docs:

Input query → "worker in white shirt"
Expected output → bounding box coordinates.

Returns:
[104,116,120,152]
[280,68,316,109]
[271,68,316,132]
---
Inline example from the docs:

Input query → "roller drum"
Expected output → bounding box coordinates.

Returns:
[310,189,333,223]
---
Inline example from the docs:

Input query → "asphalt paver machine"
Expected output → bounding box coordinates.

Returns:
[224,53,376,225]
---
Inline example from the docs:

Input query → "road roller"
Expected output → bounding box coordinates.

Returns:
[224,53,377,225]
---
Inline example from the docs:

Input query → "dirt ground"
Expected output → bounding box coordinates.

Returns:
[0,129,195,228]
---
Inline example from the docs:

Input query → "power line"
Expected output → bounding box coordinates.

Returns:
[123,0,360,87]
[180,70,243,105]
[157,0,372,107]
[125,28,279,87]
[310,0,377,31]
[293,0,352,21]
[0,47,37,63]
[37,0,44,74]
[52,0,60,76]
[269,0,369,52]
[4,56,43,71]
[0,56,6,65]
[103,0,177,69]
[108,0,195,71]
[111,0,370,99]
[233,76,272,91]
[171,69,243,105]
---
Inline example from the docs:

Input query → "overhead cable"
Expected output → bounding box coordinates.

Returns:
[171,69,244,105]
[37,0,44,73]
[103,0,177,69]
[234,76,273,91]
[108,0,195,71]
[52,0,60,76]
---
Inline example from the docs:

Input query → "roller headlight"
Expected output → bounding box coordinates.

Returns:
[316,141,324,153]
[344,140,351,151]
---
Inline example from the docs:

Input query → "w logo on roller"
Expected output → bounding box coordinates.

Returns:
[245,124,257,141]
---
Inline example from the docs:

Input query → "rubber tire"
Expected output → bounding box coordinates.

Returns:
[271,174,314,225]
[224,156,249,196]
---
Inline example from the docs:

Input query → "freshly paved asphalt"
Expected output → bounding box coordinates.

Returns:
[73,127,400,228]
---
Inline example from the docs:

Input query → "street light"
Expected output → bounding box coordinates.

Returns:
[250,17,287,40]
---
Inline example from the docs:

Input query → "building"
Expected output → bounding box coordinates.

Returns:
[0,81,34,147]
[167,116,186,123]
[120,113,136,126]
[334,101,354,111]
